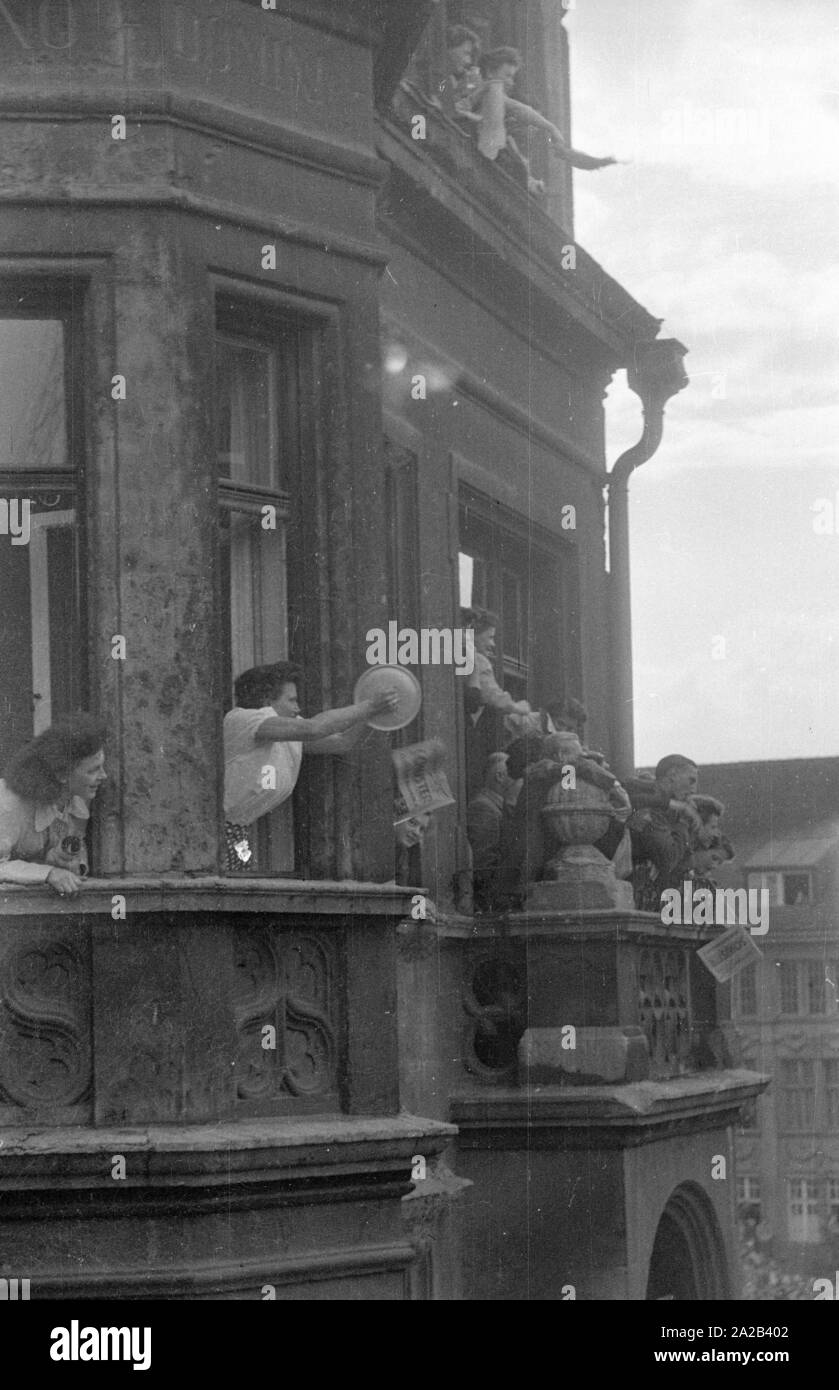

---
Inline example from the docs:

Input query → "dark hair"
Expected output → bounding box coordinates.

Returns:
[4,714,106,805]
[691,794,725,822]
[471,607,500,634]
[506,733,545,781]
[655,754,697,782]
[234,662,303,709]
[479,46,522,77]
[447,24,480,51]
[547,696,588,731]
[700,833,735,861]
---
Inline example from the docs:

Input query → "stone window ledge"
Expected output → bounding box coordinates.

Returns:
[0,876,420,918]
[0,1112,456,1162]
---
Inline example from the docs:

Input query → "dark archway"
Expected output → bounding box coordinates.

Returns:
[646,1183,731,1301]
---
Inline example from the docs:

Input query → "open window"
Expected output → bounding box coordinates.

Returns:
[457,486,579,814]
[216,300,307,874]
[0,290,85,775]
[747,868,813,906]
[459,487,577,710]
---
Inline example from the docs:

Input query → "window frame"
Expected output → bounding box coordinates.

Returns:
[747,870,782,906]
[787,1177,821,1244]
[825,1059,839,1130]
[827,1177,839,1228]
[458,484,579,712]
[735,961,758,1018]
[778,1058,817,1132]
[736,1175,761,1226]
[0,283,88,766]
[215,301,303,877]
[747,867,814,907]
[781,870,813,905]
[778,960,800,1016]
[213,285,343,880]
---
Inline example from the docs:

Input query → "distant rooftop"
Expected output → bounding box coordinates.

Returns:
[743,822,839,870]
[699,758,839,842]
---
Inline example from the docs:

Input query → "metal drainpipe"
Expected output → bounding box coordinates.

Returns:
[607,338,689,779]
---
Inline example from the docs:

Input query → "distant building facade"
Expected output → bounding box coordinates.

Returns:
[706,759,839,1278]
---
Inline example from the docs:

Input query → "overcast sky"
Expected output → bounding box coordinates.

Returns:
[564,0,839,768]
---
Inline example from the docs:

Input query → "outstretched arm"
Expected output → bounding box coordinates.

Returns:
[306,723,376,756]
[504,99,616,169]
[253,691,396,744]
[561,147,617,170]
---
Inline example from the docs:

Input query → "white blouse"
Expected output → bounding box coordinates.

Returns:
[0,780,90,884]
[223,706,303,827]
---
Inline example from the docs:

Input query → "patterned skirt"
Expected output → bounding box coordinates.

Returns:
[225,821,254,873]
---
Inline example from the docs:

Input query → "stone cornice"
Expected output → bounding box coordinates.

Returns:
[0,1112,455,1175]
[420,905,719,944]
[24,1245,416,1300]
[0,91,386,188]
[0,1115,457,1232]
[377,115,661,361]
[380,311,606,478]
[451,1070,770,1149]
[0,187,388,269]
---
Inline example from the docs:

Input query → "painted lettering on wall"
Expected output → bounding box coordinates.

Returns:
[171,3,326,102]
[0,0,76,52]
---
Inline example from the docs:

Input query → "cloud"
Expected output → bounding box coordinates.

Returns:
[635,611,839,764]
[562,0,839,763]
[567,0,839,188]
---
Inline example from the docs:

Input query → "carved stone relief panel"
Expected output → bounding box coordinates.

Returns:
[0,925,92,1122]
[638,947,690,1077]
[462,950,526,1085]
[233,925,340,1110]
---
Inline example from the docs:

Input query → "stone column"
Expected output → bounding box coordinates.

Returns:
[91,222,219,874]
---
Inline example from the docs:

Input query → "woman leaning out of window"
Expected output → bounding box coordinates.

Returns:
[0,714,107,899]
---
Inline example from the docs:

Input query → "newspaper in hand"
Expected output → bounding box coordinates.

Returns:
[392,739,456,822]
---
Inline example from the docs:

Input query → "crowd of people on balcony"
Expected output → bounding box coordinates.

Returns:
[462,606,735,915]
[397,24,617,198]
[0,627,733,918]
[0,646,733,918]
[0,670,400,890]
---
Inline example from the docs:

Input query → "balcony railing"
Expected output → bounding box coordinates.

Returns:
[432,906,730,1089]
[382,80,574,242]
[0,877,414,1128]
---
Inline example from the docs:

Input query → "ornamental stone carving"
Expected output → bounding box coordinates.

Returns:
[234,928,338,1105]
[0,934,91,1111]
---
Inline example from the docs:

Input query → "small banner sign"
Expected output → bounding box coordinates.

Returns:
[697,924,763,983]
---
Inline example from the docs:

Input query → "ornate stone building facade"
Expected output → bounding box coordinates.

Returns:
[0,0,763,1298]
